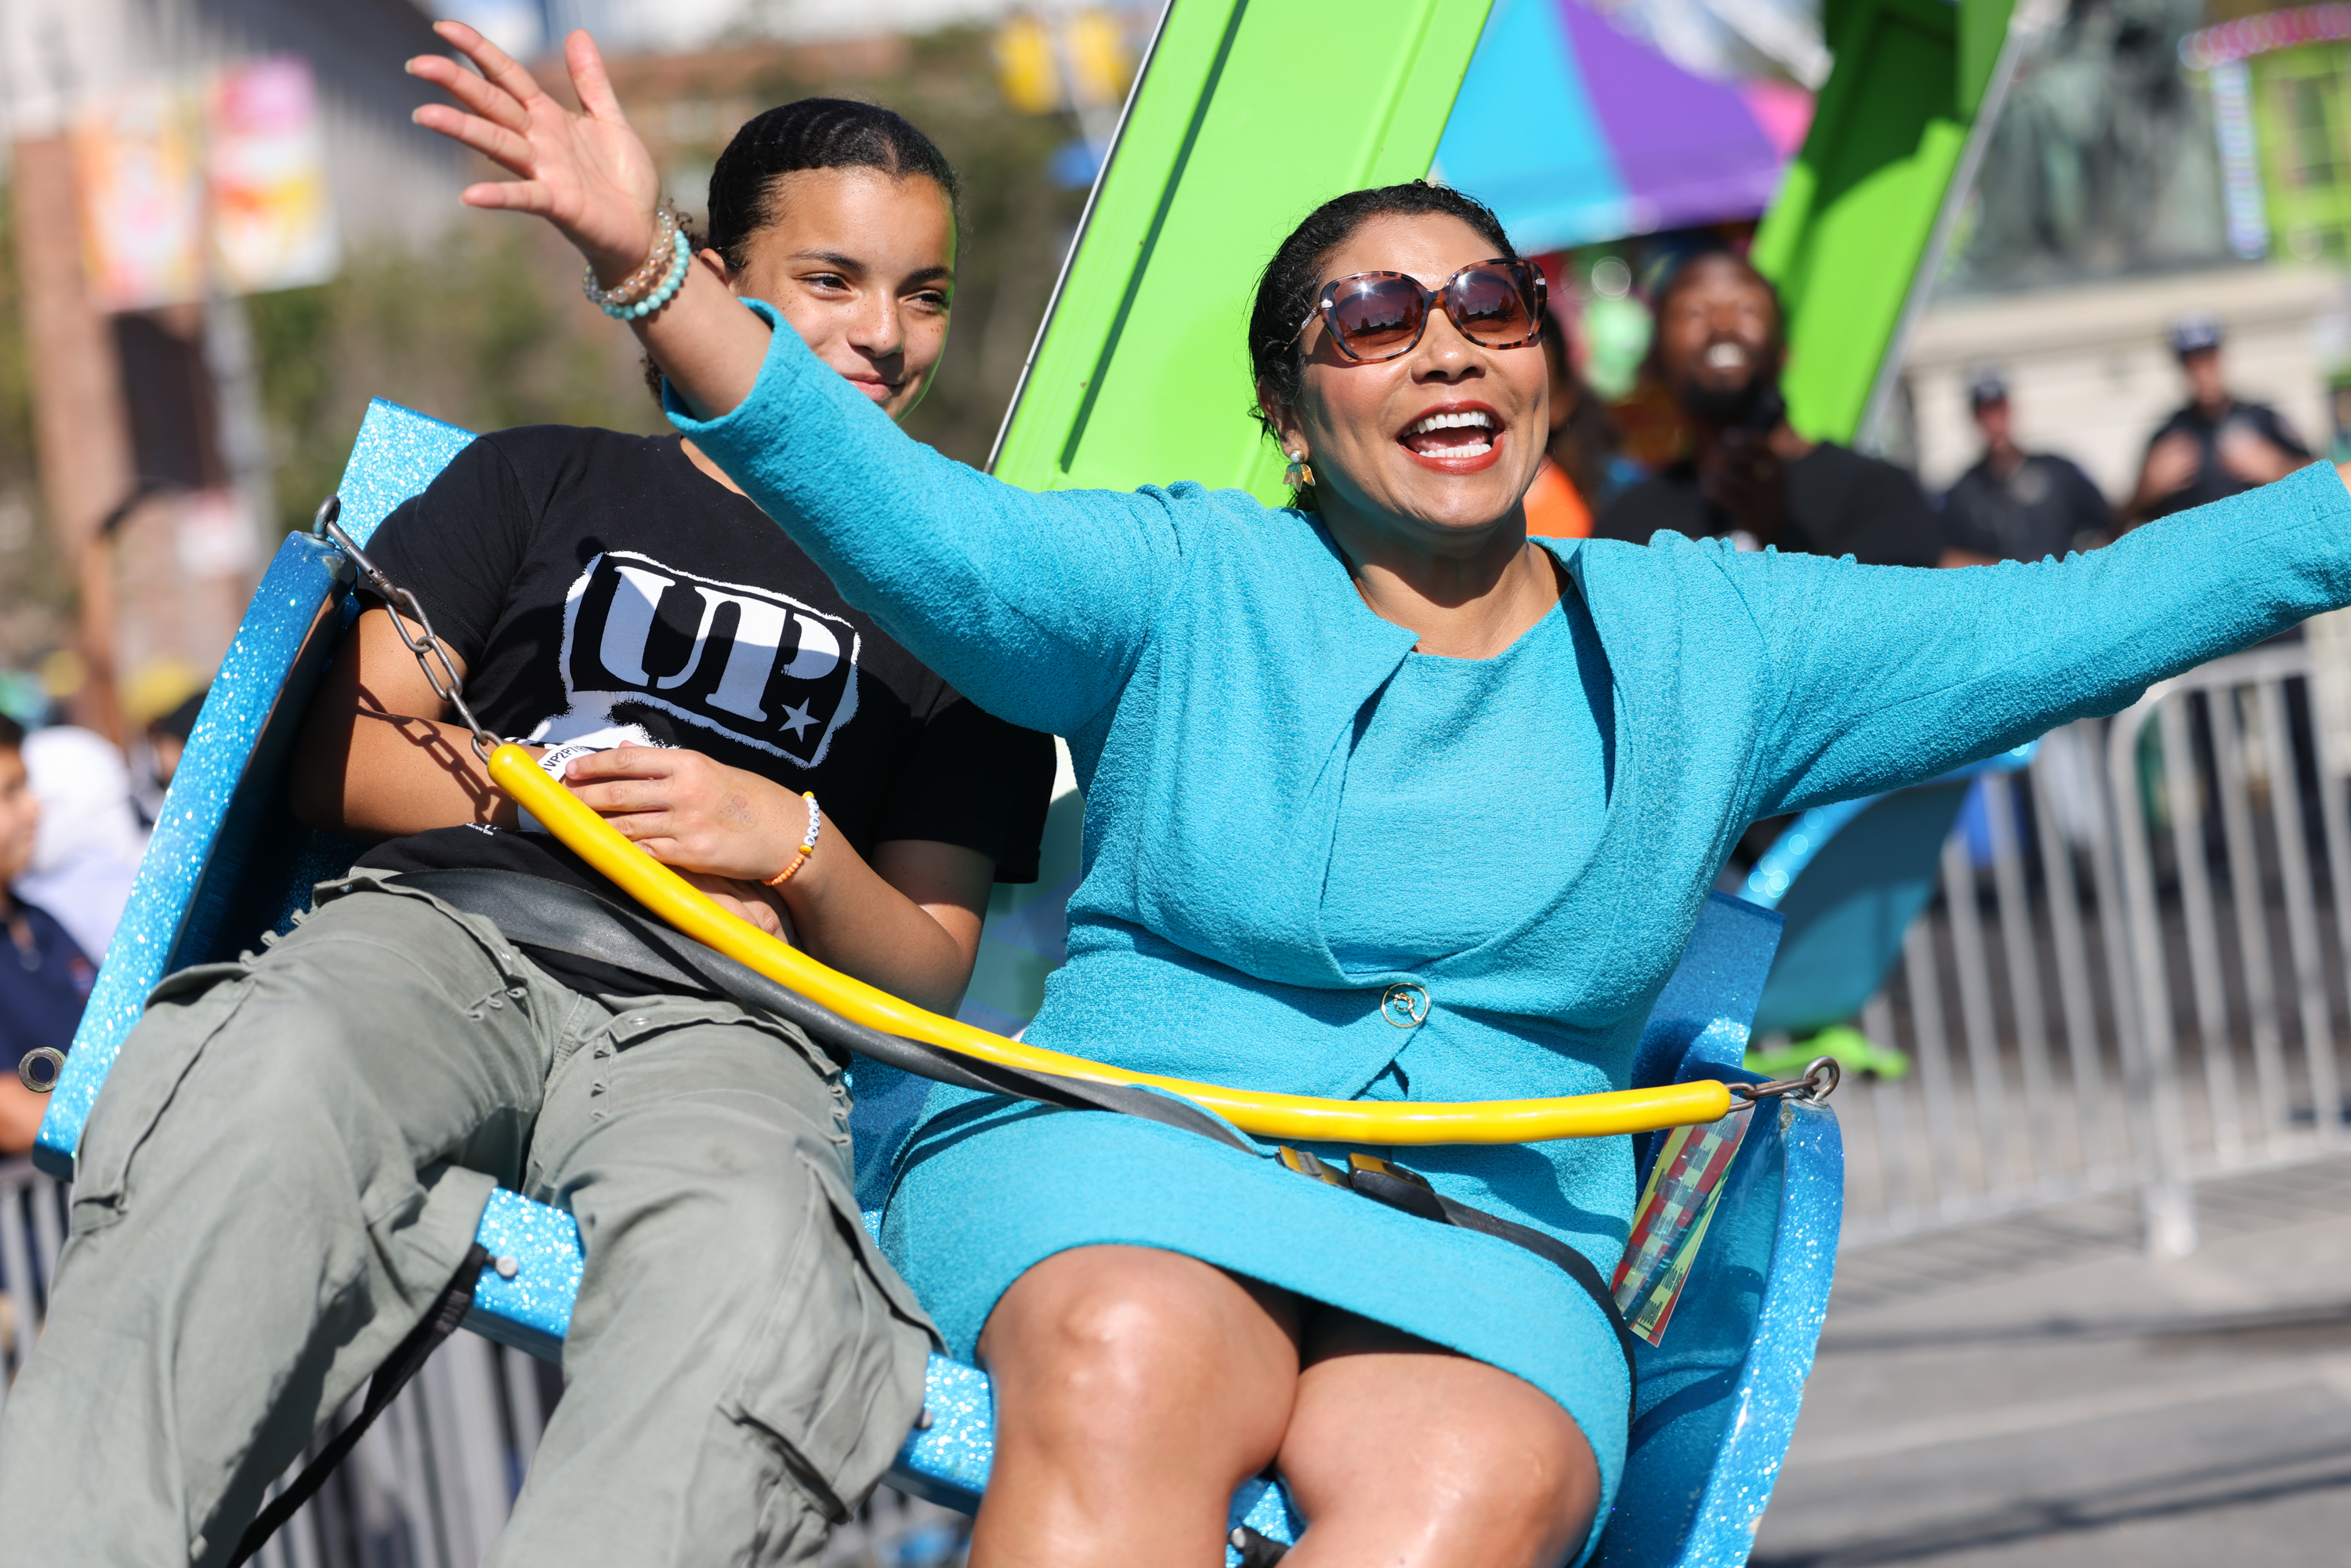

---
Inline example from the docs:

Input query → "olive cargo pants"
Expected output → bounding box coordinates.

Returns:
[0,875,935,1568]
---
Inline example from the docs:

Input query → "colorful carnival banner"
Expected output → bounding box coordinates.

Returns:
[72,54,337,312]
[73,81,208,312]
[208,56,340,295]
[1434,0,1813,252]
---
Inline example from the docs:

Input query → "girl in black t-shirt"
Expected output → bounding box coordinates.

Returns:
[0,100,1042,1568]
[292,102,1051,1012]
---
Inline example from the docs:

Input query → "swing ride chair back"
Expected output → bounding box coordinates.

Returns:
[1737,748,2035,1041]
[32,400,1844,1567]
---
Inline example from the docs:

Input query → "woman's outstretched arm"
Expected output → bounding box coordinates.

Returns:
[410,24,1188,738]
[1711,461,2351,821]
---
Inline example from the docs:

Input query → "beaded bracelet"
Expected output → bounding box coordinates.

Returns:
[763,792,824,889]
[584,212,690,320]
[603,226,690,320]
[581,206,675,309]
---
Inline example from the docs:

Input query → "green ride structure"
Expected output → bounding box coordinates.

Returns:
[991,0,2023,490]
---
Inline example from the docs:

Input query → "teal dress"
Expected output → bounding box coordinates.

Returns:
[674,300,2351,1550]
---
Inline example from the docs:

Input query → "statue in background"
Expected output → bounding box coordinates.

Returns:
[1953,0,2232,290]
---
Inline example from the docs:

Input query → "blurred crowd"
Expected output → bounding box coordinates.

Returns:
[0,686,201,1158]
[1547,247,2312,570]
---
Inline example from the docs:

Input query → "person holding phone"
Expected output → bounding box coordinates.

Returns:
[1593,250,1945,567]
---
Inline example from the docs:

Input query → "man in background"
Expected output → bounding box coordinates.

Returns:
[1941,367,2114,563]
[0,715,96,1157]
[2128,313,2309,524]
[1594,250,1944,567]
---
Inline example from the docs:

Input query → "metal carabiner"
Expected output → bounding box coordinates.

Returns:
[1729,1054,1841,1106]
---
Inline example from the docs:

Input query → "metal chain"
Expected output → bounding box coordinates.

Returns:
[313,496,505,762]
[1730,1054,1841,1106]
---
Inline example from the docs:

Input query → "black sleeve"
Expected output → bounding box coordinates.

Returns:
[1936,473,2000,557]
[1593,476,1701,544]
[360,433,539,664]
[874,697,1056,882]
[2059,459,2116,541]
[1830,457,1943,567]
[2253,404,2313,460]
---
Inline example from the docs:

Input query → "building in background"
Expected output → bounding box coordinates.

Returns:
[0,0,460,737]
[1892,0,2351,510]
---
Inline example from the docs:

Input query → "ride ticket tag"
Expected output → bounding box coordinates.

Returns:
[513,725,660,834]
[1611,1103,1755,1346]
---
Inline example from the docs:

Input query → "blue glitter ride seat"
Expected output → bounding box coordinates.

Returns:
[1736,746,2035,1044]
[32,400,1845,1567]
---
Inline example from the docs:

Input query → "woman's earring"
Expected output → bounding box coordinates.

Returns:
[1284,451,1315,488]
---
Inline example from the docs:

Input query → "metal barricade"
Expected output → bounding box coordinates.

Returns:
[1835,638,2351,1255]
[0,1160,968,1567]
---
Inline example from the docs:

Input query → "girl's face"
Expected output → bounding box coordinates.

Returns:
[1266,212,1549,538]
[715,166,956,424]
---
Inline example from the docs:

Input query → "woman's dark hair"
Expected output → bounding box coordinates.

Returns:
[1248,181,1520,510]
[0,712,23,753]
[704,98,962,274]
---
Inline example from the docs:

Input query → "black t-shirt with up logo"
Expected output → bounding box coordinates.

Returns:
[353,426,1054,984]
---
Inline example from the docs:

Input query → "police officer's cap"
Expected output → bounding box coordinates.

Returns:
[2169,313,2225,357]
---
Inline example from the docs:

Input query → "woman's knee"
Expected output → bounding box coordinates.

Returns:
[1280,1341,1599,1567]
[984,1246,1298,1442]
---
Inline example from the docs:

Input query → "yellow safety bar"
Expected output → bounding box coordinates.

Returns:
[491,745,1734,1144]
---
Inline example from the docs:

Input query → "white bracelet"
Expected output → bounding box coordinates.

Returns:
[763,793,823,889]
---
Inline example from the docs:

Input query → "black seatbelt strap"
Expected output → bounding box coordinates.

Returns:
[403,870,1640,1392]
[390,873,1640,1471]
[1279,1149,1640,1424]
[227,1244,491,1567]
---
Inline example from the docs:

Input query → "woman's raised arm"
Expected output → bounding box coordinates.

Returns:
[1719,461,2351,822]
[409,24,1188,735]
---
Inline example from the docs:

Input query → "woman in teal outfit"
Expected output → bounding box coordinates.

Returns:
[415,24,2351,1568]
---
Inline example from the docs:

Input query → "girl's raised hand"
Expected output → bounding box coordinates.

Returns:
[408,23,659,284]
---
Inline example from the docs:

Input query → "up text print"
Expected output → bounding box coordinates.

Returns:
[554,550,861,765]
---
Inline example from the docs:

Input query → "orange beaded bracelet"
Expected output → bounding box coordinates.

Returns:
[764,791,823,889]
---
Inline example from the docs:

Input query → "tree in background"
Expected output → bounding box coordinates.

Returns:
[0,188,74,686]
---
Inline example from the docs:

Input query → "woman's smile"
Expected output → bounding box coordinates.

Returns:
[1398,399,1506,473]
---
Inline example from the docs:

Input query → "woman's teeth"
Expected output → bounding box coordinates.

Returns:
[1403,409,1497,456]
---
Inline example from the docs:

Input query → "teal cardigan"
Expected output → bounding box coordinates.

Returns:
[676,305,2351,1545]
[677,303,2351,1134]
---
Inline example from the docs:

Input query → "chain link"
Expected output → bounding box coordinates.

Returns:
[313,496,505,762]
[1729,1054,1841,1106]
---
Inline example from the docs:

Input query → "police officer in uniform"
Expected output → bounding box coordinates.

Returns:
[2128,313,2309,525]
[1940,367,2114,563]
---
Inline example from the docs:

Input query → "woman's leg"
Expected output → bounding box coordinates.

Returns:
[972,1244,1303,1568]
[1277,1312,1599,1568]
